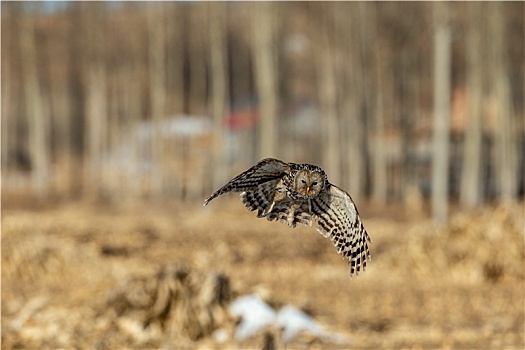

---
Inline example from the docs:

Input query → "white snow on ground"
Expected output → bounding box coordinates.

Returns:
[276,304,323,342]
[228,294,277,340]
[228,294,347,344]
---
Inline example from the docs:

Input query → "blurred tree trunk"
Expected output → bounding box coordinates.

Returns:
[106,70,120,199]
[125,60,143,199]
[208,2,229,190]
[431,2,452,224]
[371,7,388,205]
[315,3,341,186]
[67,3,86,198]
[166,3,184,116]
[147,4,167,200]
[51,81,72,196]
[187,4,208,116]
[343,4,365,197]
[227,3,256,164]
[354,2,374,199]
[185,4,208,200]
[333,3,348,190]
[20,13,50,198]
[84,62,107,199]
[123,3,145,199]
[45,4,73,197]
[165,2,185,199]
[460,2,484,208]
[1,50,11,174]
[83,3,108,200]
[399,40,416,201]
[488,2,518,202]
[253,2,279,159]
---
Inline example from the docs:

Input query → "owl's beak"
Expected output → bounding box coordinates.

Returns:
[306,186,310,194]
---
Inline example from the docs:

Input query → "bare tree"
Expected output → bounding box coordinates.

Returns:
[184,3,209,200]
[50,75,73,196]
[147,3,167,200]
[164,2,185,199]
[187,4,208,117]
[19,9,50,198]
[314,3,341,187]
[344,3,366,198]
[66,3,87,196]
[488,2,518,202]
[252,2,279,159]
[370,5,388,205]
[82,3,108,199]
[460,2,484,208]
[208,2,230,190]
[1,35,12,175]
[431,2,452,224]
[122,3,146,199]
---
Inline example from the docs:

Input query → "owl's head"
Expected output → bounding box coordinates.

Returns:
[294,169,326,198]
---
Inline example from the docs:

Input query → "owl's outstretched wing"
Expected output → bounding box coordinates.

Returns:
[204,158,291,206]
[311,184,372,278]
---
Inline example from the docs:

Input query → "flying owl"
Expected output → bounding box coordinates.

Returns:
[204,158,372,278]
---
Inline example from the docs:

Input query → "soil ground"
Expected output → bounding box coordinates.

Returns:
[2,197,524,349]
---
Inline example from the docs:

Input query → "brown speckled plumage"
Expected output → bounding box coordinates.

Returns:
[204,158,372,278]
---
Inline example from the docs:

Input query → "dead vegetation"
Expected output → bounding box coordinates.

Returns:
[1,200,524,348]
[108,265,234,343]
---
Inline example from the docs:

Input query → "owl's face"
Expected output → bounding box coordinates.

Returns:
[294,169,325,198]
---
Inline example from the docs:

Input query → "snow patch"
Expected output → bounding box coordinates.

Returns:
[228,294,346,344]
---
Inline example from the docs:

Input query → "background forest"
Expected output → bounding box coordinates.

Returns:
[1,2,524,349]
[2,1,523,217]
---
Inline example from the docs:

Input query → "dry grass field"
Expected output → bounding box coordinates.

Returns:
[2,197,524,349]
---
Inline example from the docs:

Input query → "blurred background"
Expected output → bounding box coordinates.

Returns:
[2,1,523,214]
[1,1,524,349]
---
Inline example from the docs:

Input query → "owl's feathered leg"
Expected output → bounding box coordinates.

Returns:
[285,202,301,227]
[261,202,275,217]
[261,185,287,216]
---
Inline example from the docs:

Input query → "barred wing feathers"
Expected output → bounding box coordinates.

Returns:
[204,158,291,206]
[312,184,372,278]
[240,179,281,217]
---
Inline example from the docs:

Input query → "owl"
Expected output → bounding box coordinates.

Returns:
[204,158,372,278]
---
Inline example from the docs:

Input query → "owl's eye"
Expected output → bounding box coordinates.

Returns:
[301,179,307,184]
[312,181,318,186]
